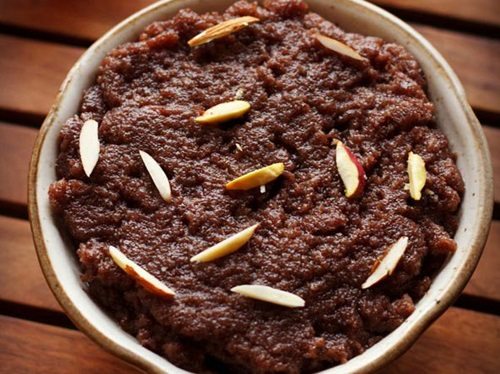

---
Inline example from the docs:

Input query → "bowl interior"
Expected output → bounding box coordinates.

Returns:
[29,0,492,373]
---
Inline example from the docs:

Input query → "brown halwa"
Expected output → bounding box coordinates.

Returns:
[49,0,463,372]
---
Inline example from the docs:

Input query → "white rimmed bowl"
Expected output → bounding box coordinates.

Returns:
[29,0,494,373]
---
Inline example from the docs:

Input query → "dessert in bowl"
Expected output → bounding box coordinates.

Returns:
[29,0,493,373]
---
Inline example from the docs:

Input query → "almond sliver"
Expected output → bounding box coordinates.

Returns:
[407,152,426,200]
[191,223,259,263]
[109,246,175,298]
[195,100,251,125]
[362,237,409,289]
[231,285,305,308]
[336,140,366,198]
[315,34,367,61]
[139,150,172,202]
[188,16,259,47]
[226,163,285,190]
[79,119,100,177]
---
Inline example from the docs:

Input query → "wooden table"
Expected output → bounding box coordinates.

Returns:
[0,0,499,372]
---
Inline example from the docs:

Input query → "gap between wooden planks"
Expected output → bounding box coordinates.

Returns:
[0,0,498,42]
[0,24,499,120]
[0,308,498,373]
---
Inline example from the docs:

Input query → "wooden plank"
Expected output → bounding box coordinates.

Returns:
[413,25,500,117]
[0,0,153,43]
[1,0,499,42]
[0,214,61,312]
[0,315,141,374]
[0,24,498,120]
[483,126,500,203]
[0,307,498,373]
[372,0,500,28]
[465,221,500,302]
[384,307,500,373]
[0,122,37,209]
[0,35,82,120]
[0,211,498,315]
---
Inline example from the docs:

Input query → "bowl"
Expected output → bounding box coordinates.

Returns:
[28,0,494,372]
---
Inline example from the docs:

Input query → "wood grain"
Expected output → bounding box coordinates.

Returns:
[0,0,499,42]
[0,0,153,43]
[0,214,61,312]
[384,307,500,373]
[465,221,500,302]
[483,126,500,204]
[0,35,82,120]
[0,122,37,210]
[371,0,500,28]
[0,315,141,374]
[0,23,499,119]
[413,25,500,117]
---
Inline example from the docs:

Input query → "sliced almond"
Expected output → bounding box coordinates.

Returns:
[191,223,259,263]
[362,237,409,289]
[231,285,305,308]
[259,185,266,194]
[235,143,243,152]
[139,150,172,202]
[226,163,285,190]
[315,34,367,62]
[109,246,175,298]
[195,100,251,125]
[336,141,366,198]
[79,119,100,177]
[188,16,259,47]
[407,152,426,200]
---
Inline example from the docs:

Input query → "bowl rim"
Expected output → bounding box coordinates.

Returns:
[28,0,494,373]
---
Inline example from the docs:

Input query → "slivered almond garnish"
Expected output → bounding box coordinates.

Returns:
[362,237,409,289]
[188,16,259,47]
[226,163,285,190]
[109,246,175,298]
[139,150,172,202]
[315,34,367,62]
[195,100,251,124]
[231,285,305,308]
[407,152,427,200]
[190,223,259,263]
[79,119,100,177]
[335,141,366,198]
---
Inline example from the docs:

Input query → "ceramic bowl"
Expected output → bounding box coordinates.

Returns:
[28,0,493,372]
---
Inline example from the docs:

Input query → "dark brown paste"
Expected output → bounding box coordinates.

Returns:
[49,0,464,372]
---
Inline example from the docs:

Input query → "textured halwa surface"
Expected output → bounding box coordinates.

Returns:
[49,0,464,372]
